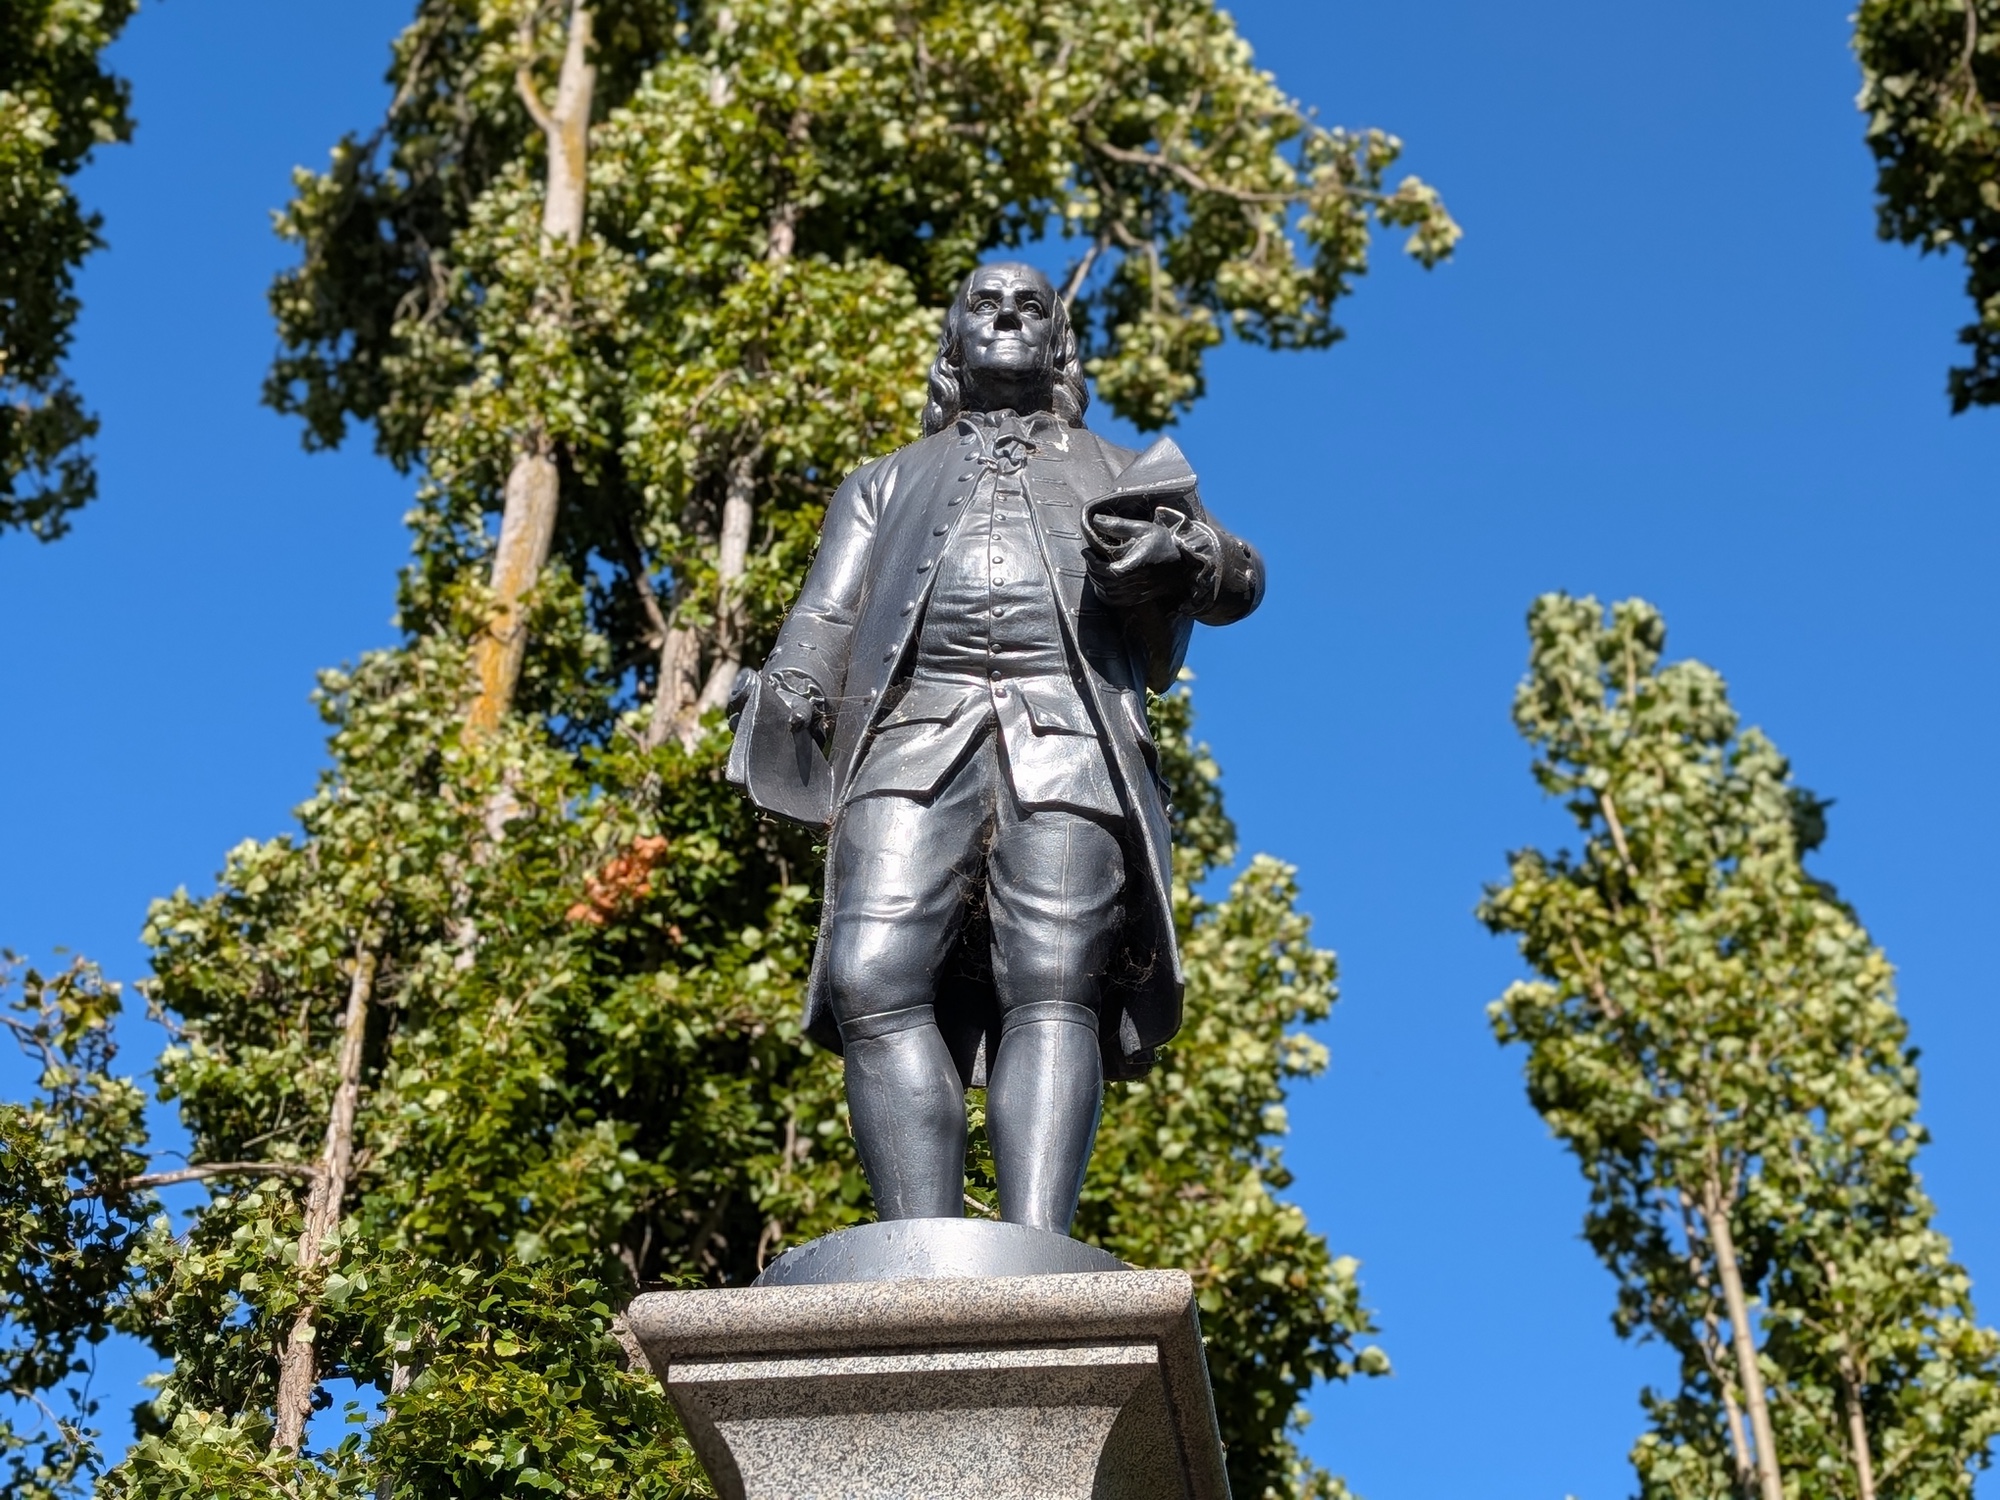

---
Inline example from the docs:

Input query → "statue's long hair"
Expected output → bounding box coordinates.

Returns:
[920,270,1089,436]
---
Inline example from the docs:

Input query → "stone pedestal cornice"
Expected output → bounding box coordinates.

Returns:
[628,1268,1232,1500]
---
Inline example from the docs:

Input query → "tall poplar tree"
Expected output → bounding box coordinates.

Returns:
[0,0,136,538]
[1,4,146,1484]
[1483,593,2000,1500]
[57,5,1452,1496]
[1854,0,2000,410]
[0,958,152,1500]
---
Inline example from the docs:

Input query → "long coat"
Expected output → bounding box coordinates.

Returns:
[740,412,1263,1081]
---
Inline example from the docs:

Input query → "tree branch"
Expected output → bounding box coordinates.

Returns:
[71,1160,318,1199]
[1059,233,1108,310]
[272,930,382,1454]
[515,61,560,142]
[1700,1172,1785,1500]
[615,511,670,648]
[1087,134,1306,207]
[513,2,560,142]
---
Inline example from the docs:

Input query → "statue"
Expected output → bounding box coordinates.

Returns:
[728,261,1263,1236]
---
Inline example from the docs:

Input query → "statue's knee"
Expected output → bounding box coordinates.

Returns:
[997,940,1110,1009]
[825,921,934,1025]
[1000,999,1098,1038]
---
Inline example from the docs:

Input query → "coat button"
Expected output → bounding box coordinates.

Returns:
[933,525,948,535]
[917,559,932,571]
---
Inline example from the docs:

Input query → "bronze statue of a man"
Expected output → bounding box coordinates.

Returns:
[729,261,1263,1234]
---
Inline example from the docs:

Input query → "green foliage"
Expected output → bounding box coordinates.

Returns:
[109,1248,703,1499]
[1087,690,1387,1500]
[0,956,152,1499]
[262,0,1459,725]
[123,659,1370,1493]
[957,688,1384,1500]
[1854,0,2000,409]
[0,0,135,538]
[51,3,1446,1493]
[271,0,1458,469]
[1483,593,2000,1499]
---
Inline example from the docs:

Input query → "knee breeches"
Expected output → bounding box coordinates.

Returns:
[823,727,1125,1037]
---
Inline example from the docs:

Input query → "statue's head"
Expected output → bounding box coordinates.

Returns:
[922,261,1088,436]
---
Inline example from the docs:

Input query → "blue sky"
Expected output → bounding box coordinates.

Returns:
[1,2,1994,1497]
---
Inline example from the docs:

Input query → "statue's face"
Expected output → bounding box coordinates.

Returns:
[955,263,1057,401]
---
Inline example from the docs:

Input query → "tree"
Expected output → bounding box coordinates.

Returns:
[1482,593,2000,1500]
[1854,0,2000,410]
[45,4,1449,1495]
[0,957,153,1500]
[2,9,146,1478]
[0,0,136,539]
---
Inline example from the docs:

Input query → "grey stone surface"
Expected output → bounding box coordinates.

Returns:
[755,1217,1127,1286]
[628,1268,1230,1500]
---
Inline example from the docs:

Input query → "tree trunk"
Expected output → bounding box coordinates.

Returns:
[534,0,594,248]
[1721,1381,1755,1499]
[1703,1180,1784,1500]
[465,0,596,735]
[1706,1314,1756,1497]
[639,172,800,750]
[466,431,560,736]
[272,939,380,1453]
[1843,1365,1877,1500]
[644,617,703,751]
[687,448,758,735]
[642,450,756,750]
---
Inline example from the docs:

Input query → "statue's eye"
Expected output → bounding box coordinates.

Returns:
[1018,299,1045,317]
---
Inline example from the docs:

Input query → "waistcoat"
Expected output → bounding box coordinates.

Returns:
[843,412,1120,818]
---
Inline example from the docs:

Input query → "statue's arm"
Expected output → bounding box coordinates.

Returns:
[1088,497,1263,626]
[1186,507,1264,628]
[761,458,881,735]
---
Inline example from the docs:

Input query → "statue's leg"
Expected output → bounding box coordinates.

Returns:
[822,751,991,1221]
[985,801,1124,1233]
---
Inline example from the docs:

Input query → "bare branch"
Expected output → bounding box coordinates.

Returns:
[1088,135,1299,206]
[615,512,670,648]
[72,1161,318,1200]
[273,928,382,1453]
[1059,233,1108,309]
[1596,788,1638,875]
[513,2,560,142]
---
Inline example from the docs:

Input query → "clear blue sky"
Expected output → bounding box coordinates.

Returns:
[1,2,1993,1497]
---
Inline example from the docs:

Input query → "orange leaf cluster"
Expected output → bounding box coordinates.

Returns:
[566,835,670,926]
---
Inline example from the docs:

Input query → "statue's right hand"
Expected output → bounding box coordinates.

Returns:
[767,668,829,742]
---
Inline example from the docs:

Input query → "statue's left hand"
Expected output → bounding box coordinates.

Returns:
[1087,511,1215,609]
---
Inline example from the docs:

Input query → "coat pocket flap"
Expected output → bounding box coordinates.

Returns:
[1014,676,1096,736]
[880,681,978,727]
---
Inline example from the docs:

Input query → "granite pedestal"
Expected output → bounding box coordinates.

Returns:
[625,1220,1231,1500]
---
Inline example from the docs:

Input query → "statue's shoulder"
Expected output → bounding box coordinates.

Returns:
[842,427,961,490]
[1071,424,1140,475]
[887,426,966,464]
